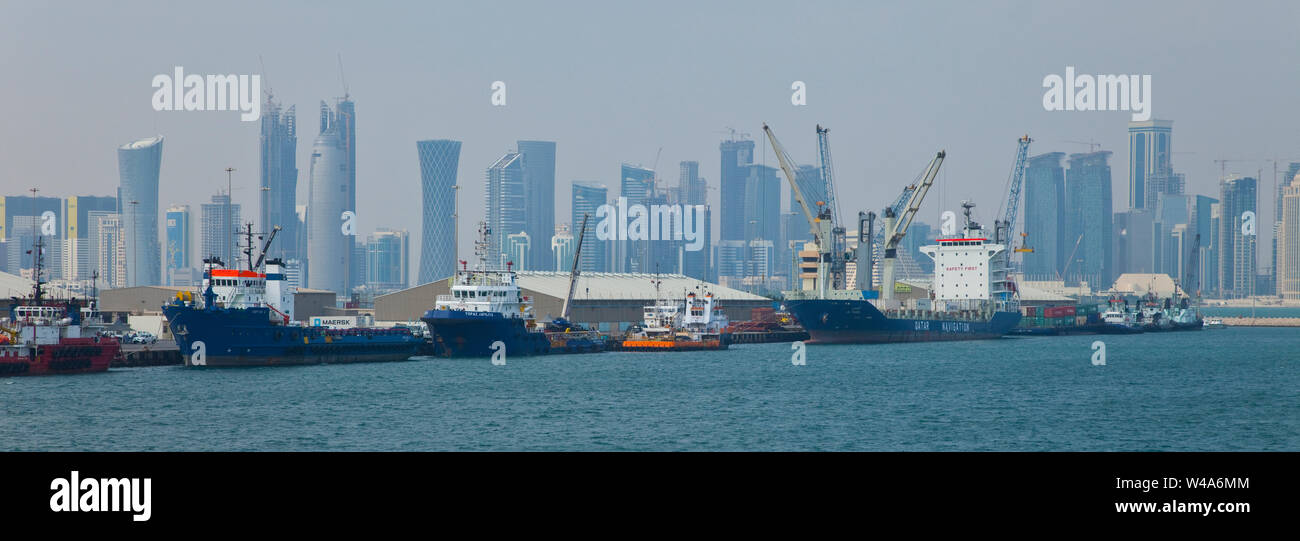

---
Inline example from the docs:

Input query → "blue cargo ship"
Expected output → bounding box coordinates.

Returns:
[420,223,564,358]
[783,205,1021,344]
[163,228,424,367]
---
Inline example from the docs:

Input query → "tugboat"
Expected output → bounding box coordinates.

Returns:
[620,280,729,352]
[421,223,551,358]
[1098,298,1144,334]
[0,236,119,376]
[163,225,424,367]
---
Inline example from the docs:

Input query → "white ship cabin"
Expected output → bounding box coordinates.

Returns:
[204,268,267,309]
[641,299,680,332]
[8,305,81,344]
[681,292,728,332]
[436,268,534,320]
[919,234,1005,302]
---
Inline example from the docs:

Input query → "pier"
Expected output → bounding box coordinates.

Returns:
[114,341,182,367]
[1219,317,1300,327]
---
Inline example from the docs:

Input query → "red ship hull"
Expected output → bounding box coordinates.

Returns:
[0,337,119,377]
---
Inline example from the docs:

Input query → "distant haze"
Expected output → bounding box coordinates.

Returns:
[2,0,1297,277]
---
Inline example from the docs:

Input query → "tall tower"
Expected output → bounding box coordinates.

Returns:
[306,98,355,296]
[1218,176,1257,298]
[117,136,163,287]
[485,152,526,266]
[719,137,755,241]
[571,182,608,273]
[260,96,298,261]
[1128,119,1173,210]
[1024,152,1066,280]
[1065,151,1114,287]
[416,139,461,284]
[517,140,556,271]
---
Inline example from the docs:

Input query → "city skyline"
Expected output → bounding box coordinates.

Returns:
[1,1,1298,289]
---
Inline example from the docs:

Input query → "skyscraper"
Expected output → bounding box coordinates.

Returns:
[678,161,706,207]
[1218,176,1257,298]
[620,163,656,273]
[1023,152,1066,280]
[486,152,526,266]
[88,211,126,288]
[1128,120,1173,210]
[1274,164,1299,287]
[1065,151,1113,287]
[200,194,241,266]
[743,164,781,243]
[365,228,409,293]
[62,195,116,280]
[1278,184,1300,300]
[719,137,755,241]
[260,97,299,262]
[165,205,190,284]
[416,139,461,284]
[571,181,607,273]
[517,140,556,271]
[307,98,356,295]
[1190,195,1218,294]
[677,162,711,282]
[117,135,163,286]
[551,223,574,272]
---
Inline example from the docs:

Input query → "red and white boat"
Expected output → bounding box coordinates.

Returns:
[0,237,118,377]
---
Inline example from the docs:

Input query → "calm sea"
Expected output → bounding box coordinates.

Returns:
[3,327,1296,451]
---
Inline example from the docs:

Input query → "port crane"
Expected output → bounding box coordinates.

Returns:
[992,135,1031,303]
[763,123,843,298]
[560,213,590,321]
[879,151,945,301]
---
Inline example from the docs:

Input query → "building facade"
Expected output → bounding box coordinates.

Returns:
[117,136,164,286]
[306,98,356,295]
[1023,152,1066,280]
[1065,151,1113,287]
[416,139,461,284]
[517,140,556,271]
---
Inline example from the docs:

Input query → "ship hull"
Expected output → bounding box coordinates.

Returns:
[785,298,1021,344]
[422,309,550,358]
[0,337,118,377]
[164,305,423,367]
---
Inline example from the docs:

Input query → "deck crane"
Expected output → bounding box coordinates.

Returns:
[992,135,1031,303]
[763,123,841,298]
[813,125,849,289]
[560,213,591,321]
[815,125,842,228]
[880,151,945,301]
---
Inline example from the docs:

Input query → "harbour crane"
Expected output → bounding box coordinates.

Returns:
[763,123,840,298]
[815,125,842,228]
[880,151,945,301]
[560,213,590,321]
[992,135,1031,303]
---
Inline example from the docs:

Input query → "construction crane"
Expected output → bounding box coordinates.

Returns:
[1056,233,1084,282]
[880,151,945,300]
[560,213,590,321]
[252,225,282,269]
[1184,233,1200,300]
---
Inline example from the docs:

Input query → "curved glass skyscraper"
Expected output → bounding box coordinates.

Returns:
[307,99,355,295]
[416,139,461,284]
[117,135,163,286]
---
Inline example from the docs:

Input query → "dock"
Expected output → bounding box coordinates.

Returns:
[113,340,182,367]
[1219,317,1300,327]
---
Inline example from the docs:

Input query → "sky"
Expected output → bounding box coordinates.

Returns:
[2,0,1297,278]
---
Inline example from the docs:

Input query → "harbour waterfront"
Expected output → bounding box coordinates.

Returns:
[2,327,1295,451]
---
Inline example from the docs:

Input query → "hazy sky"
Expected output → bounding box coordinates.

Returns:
[2,0,1297,276]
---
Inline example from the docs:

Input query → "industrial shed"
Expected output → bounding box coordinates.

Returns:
[374,271,773,332]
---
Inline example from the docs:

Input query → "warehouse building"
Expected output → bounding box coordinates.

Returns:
[374,271,773,332]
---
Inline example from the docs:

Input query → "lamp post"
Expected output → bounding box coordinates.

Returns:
[225,167,235,264]
[129,200,139,286]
